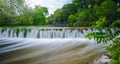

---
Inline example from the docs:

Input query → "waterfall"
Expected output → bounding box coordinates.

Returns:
[0,27,110,64]
[0,27,93,38]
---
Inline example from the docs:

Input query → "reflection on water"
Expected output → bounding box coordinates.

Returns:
[0,38,106,64]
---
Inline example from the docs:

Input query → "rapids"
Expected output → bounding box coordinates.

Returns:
[0,27,107,64]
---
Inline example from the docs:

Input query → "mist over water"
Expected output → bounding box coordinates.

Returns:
[0,27,107,64]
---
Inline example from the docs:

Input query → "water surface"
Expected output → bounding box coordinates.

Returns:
[0,27,106,64]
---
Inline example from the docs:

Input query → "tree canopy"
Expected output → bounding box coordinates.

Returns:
[47,0,120,27]
[0,0,48,26]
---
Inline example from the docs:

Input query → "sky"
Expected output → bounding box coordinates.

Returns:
[25,0,72,14]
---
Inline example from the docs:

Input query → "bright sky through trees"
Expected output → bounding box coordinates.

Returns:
[25,0,72,14]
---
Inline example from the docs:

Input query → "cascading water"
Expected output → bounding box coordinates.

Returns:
[0,27,93,38]
[0,27,108,64]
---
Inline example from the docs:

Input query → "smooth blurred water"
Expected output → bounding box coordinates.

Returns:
[0,27,107,64]
[0,38,106,64]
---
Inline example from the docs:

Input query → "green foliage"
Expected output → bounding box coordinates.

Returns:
[100,0,116,17]
[75,9,91,26]
[86,28,120,64]
[48,0,120,27]
[107,38,120,64]
[47,3,77,26]
[94,0,119,27]
[87,28,120,43]
[117,7,120,13]
[93,0,116,18]
[95,17,108,28]
[79,9,90,21]
[0,0,48,26]
[110,19,120,27]
[16,16,28,25]
[33,6,48,25]
[68,14,76,26]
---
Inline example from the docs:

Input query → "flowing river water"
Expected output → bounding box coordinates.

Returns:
[0,27,107,64]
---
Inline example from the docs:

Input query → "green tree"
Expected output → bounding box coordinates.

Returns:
[95,17,108,28]
[110,19,120,27]
[47,4,77,26]
[33,6,48,25]
[0,0,49,26]
[87,28,120,64]
[0,0,25,26]
[96,0,116,18]
[68,14,76,26]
